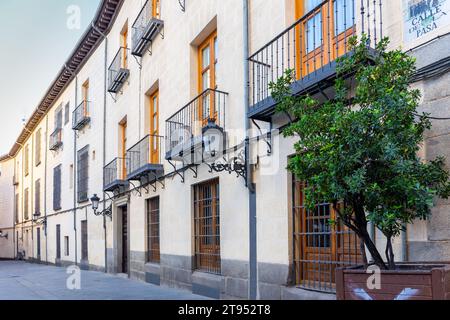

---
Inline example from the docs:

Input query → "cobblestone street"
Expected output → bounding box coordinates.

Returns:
[0,261,207,300]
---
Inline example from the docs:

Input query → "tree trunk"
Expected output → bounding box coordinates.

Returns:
[385,236,396,270]
[358,227,387,270]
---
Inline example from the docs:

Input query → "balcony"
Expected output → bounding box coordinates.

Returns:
[103,157,129,192]
[72,100,90,130]
[131,0,164,57]
[49,128,63,151]
[108,47,130,94]
[165,89,228,163]
[248,0,382,121]
[126,134,164,183]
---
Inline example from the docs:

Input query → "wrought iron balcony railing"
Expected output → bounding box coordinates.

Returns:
[126,134,164,182]
[248,0,383,120]
[49,128,63,151]
[131,0,164,57]
[108,47,130,94]
[72,100,90,130]
[103,157,129,192]
[165,89,228,162]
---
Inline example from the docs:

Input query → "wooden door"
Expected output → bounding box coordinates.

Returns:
[82,80,89,116]
[120,121,127,179]
[122,28,128,69]
[122,207,129,274]
[152,0,160,19]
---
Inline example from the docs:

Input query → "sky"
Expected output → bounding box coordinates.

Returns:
[0,0,101,155]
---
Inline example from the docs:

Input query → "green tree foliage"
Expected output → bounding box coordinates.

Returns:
[270,36,450,269]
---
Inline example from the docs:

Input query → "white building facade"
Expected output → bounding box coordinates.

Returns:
[1,0,450,300]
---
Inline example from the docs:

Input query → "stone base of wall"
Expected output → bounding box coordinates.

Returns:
[408,240,450,261]
[257,262,336,300]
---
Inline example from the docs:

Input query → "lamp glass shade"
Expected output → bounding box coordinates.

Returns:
[90,194,100,211]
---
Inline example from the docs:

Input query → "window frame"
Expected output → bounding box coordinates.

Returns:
[77,146,89,203]
[35,128,42,167]
[193,179,221,275]
[147,197,160,263]
[53,165,62,210]
[150,90,159,164]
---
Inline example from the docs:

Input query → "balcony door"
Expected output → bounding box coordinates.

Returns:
[152,0,161,19]
[295,0,355,78]
[82,80,89,116]
[198,31,218,125]
[120,120,127,179]
[121,26,128,69]
[149,90,159,164]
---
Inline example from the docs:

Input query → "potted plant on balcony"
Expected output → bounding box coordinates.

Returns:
[270,35,450,300]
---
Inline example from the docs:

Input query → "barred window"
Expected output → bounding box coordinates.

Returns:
[81,220,88,260]
[77,146,89,203]
[147,197,160,263]
[194,179,220,274]
[35,179,41,216]
[53,165,62,210]
[64,236,70,256]
[64,102,70,125]
[24,188,29,220]
[292,177,362,292]
[15,194,19,223]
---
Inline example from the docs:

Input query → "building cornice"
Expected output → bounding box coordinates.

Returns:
[0,0,124,162]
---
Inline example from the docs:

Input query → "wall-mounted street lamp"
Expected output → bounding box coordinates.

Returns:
[0,230,8,239]
[90,194,112,219]
[202,118,225,161]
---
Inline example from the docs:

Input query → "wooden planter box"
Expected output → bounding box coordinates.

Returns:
[336,263,450,300]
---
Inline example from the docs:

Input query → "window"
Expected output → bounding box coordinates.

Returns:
[150,90,159,164]
[35,129,42,166]
[120,121,127,179]
[152,0,161,19]
[292,177,362,292]
[24,188,29,220]
[15,194,19,223]
[55,105,63,129]
[64,236,70,256]
[194,179,220,274]
[81,220,88,260]
[53,165,62,210]
[147,197,160,263]
[198,31,218,123]
[24,145,29,176]
[35,179,41,216]
[121,24,128,69]
[64,103,70,125]
[82,80,89,114]
[69,164,74,189]
[56,225,61,260]
[295,0,355,77]
[77,146,89,203]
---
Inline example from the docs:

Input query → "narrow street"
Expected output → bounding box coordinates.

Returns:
[0,261,207,300]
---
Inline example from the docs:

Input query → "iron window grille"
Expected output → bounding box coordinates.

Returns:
[147,197,160,263]
[53,165,62,210]
[81,220,88,260]
[77,146,89,203]
[292,177,363,293]
[24,188,29,220]
[72,100,91,131]
[165,88,228,161]
[108,47,130,93]
[194,179,221,275]
[49,128,63,151]
[35,179,41,216]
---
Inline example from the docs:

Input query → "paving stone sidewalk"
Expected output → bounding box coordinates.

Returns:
[0,261,208,300]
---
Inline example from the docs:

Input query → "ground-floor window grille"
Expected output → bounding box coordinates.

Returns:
[147,197,160,263]
[292,178,363,292]
[194,179,221,274]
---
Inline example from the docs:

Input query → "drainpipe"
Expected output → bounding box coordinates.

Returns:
[44,114,49,264]
[92,22,108,273]
[243,0,258,300]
